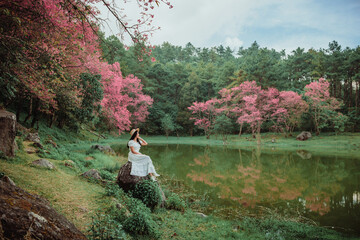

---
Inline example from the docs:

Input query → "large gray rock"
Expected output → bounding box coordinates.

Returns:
[81,169,102,180]
[0,110,16,157]
[26,132,41,144]
[0,179,87,240]
[0,175,16,186]
[31,159,56,170]
[116,161,149,192]
[296,131,312,141]
[91,144,115,155]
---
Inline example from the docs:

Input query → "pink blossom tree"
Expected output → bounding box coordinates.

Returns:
[304,78,346,135]
[219,81,263,136]
[101,63,153,134]
[188,98,222,139]
[275,91,309,135]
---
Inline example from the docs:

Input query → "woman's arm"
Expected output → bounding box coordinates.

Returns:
[139,137,148,146]
[130,146,141,154]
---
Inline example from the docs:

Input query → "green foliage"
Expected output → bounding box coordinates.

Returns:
[103,182,160,239]
[75,73,104,124]
[104,183,122,197]
[213,114,235,141]
[0,73,18,105]
[346,110,360,132]
[99,169,115,181]
[132,180,162,210]
[123,212,160,238]
[118,197,160,238]
[239,217,347,240]
[87,212,127,240]
[165,192,186,212]
[15,137,24,151]
[0,151,8,160]
[161,113,175,138]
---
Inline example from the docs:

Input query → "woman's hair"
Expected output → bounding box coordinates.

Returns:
[127,130,141,148]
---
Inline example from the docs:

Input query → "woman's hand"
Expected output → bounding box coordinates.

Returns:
[139,137,148,146]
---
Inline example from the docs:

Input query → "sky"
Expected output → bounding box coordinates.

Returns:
[95,0,360,53]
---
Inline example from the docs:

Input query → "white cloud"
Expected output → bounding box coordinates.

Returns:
[94,0,360,51]
[224,37,244,50]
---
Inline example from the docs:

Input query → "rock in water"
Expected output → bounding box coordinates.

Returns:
[0,179,87,240]
[0,110,16,157]
[116,161,149,192]
[296,150,312,159]
[296,131,312,141]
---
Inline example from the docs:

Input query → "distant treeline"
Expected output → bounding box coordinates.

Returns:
[101,36,360,135]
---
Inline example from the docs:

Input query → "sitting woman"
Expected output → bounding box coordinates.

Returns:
[127,128,160,181]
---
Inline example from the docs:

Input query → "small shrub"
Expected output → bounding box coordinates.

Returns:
[87,212,126,240]
[86,147,98,155]
[105,183,124,197]
[122,212,160,239]
[99,169,115,181]
[0,151,7,160]
[103,162,121,173]
[15,137,24,151]
[131,180,161,210]
[122,198,160,238]
[165,193,186,212]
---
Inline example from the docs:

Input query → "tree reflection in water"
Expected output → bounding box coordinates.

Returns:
[114,143,360,234]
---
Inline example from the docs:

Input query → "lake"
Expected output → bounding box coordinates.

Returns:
[114,143,360,234]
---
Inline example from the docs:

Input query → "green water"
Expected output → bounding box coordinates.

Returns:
[114,143,360,234]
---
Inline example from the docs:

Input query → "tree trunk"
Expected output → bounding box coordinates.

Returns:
[238,123,243,137]
[356,81,360,114]
[23,97,33,123]
[30,99,39,128]
[49,112,56,128]
[256,125,261,145]
[16,99,22,122]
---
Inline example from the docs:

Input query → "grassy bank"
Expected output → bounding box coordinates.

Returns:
[105,132,360,159]
[1,123,359,239]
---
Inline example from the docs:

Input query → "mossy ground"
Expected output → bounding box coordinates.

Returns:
[1,124,359,239]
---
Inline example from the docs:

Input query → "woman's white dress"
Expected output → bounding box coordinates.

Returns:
[128,140,159,177]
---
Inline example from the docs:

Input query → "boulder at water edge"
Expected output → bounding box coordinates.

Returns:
[0,178,87,240]
[116,161,149,192]
[0,110,16,157]
[116,161,166,206]
[296,131,312,141]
